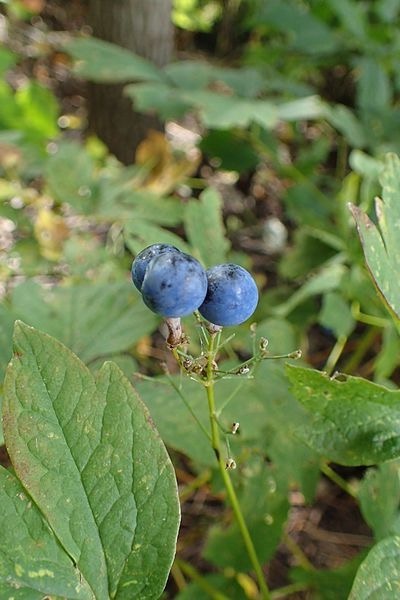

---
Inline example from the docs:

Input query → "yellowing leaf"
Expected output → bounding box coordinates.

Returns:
[135,130,200,195]
[34,208,69,261]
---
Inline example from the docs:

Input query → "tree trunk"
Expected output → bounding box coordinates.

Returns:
[88,0,174,164]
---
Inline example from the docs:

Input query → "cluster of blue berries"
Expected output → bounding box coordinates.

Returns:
[131,243,259,326]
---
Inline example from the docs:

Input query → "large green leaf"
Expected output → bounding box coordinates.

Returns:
[184,187,230,267]
[3,322,180,599]
[349,537,400,599]
[65,37,164,84]
[0,466,92,599]
[11,281,158,364]
[350,153,400,320]
[286,364,400,466]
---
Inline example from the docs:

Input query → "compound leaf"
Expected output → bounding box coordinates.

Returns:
[3,322,180,599]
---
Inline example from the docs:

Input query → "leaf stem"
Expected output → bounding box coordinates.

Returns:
[205,333,271,600]
[320,462,357,498]
[175,558,230,600]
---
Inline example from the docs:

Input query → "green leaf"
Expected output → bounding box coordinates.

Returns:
[349,537,400,599]
[356,57,392,112]
[183,187,230,267]
[350,153,400,320]
[324,104,367,148]
[275,263,346,318]
[318,292,355,339]
[65,37,164,83]
[0,47,17,77]
[204,457,289,571]
[358,460,400,540]
[276,96,326,121]
[126,82,192,120]
[286,364,400,466]
[200,130,259,173]
[327,0,368,40]
[0,466,93,599]
[3,322,180,599]
[11,281,158,364]
[124,219,192,256]
[15,82,59,141]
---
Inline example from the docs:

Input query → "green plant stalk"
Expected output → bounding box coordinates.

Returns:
[320,462,357,498]
[205,333,271,600]
[175,558,230,600]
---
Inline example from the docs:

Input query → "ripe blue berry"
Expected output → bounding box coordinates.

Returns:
[131,243,180,291]
[141,251,207,318]
[199,264,258,326]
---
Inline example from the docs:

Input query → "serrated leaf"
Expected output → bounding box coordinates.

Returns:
[184,187,229,267]
[286,364,400,466]
[65,37,164,84]
[11,281,158,364]
[3,322,180,599]
[350,154,400,320]
[0,466,93,599]
[349,537,400,599]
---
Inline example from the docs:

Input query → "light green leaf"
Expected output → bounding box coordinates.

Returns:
[324,104,367,148]
[350,153,400,319]
[349,536,400,599]
[125,82,192,120]
[65,37,164,83]
[358,460,400,540]
[327,0,368,40]
[45,141,97,211]
[124,219,192,255]
[3,322,180,599]
[184,187,230,267]
[276,96,326,121]
[0,466,93,599]
[275,263,346,317]
[15,82,59,141]
[286,364,400,466]
[11,281,158,364]
[318,292,355,339]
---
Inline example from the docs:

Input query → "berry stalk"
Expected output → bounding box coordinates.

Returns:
[204,332,271,600]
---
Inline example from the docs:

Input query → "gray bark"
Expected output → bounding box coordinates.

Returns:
[88,0,174,164]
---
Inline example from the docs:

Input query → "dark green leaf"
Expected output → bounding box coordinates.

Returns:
[286,364,400,466]
[3,322,180,599]
[0,466,93,599]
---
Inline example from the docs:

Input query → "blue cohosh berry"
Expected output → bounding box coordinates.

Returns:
[199,264,258,326]
[141,251,207,318]
[131,243,180,291]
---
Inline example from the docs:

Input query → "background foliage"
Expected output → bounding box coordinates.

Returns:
[1,0,400,598]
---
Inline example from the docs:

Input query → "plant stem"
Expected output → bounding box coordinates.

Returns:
[320,462,357,498]
[205,333,271,600]
[270,582,310,599]
[175,559,230,600]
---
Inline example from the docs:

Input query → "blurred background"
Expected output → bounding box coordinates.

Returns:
[1,1,400,598]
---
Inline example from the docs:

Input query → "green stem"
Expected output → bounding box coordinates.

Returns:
[270,582,310,599]
[320,462,357,498]
[283,532,315,572]
[323,334,347,376]
[205,334,271,600]
[175,559,230,600]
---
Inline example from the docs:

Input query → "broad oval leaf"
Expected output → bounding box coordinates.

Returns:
[286,364,400,466]
[349,536,400,599]
[3,322,180,599]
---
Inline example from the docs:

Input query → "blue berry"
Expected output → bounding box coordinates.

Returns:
[141,251,207,318]
[131,243,180,291]
[199,264,258,326]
